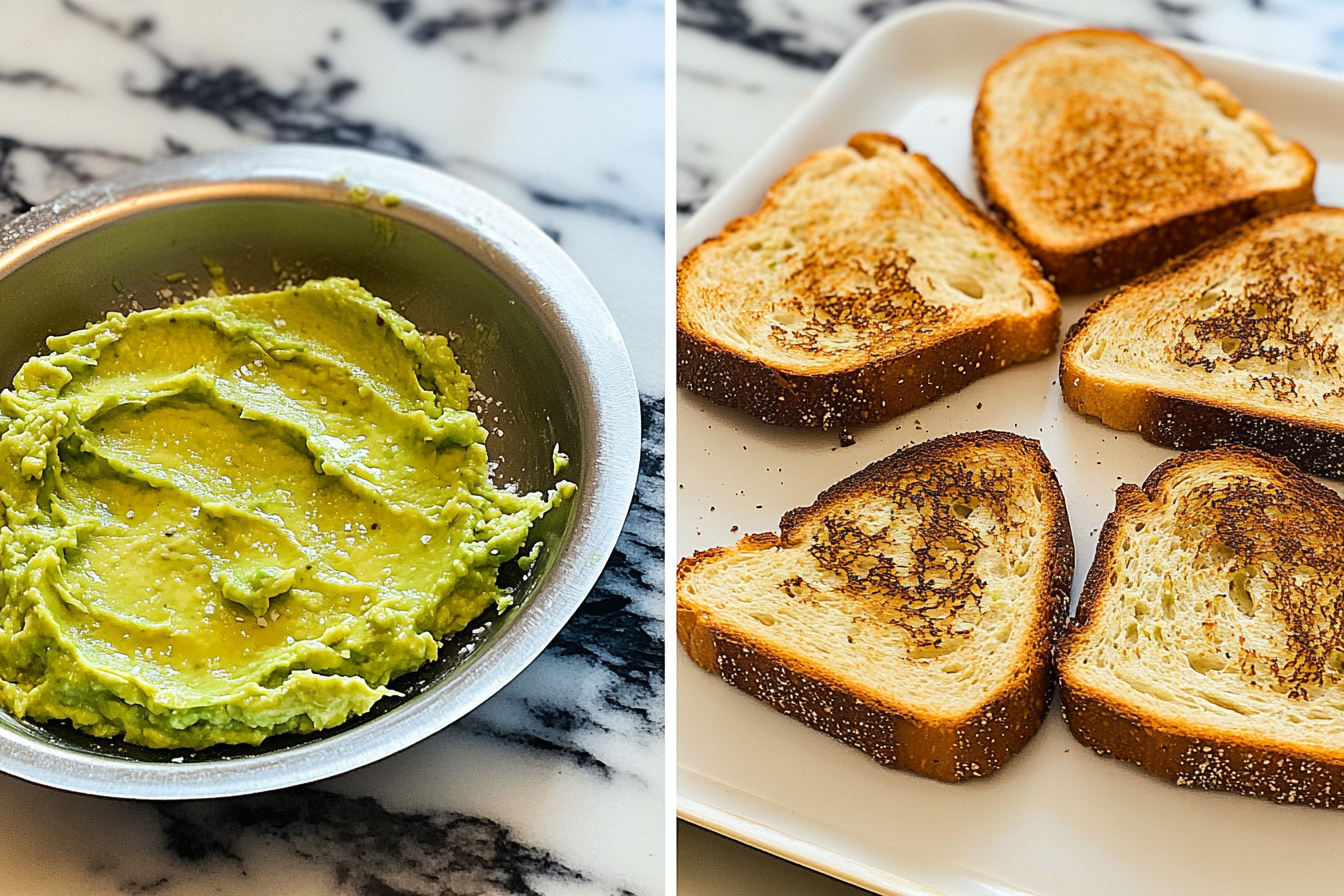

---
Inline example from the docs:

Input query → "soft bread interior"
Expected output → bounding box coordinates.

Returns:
[679,440,1056,720]
[679,137,1054,374]
[1065,208,1344,424]
[1065,453,1344,750]
[979,31,1312,250]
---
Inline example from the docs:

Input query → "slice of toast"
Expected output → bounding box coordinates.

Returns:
[1061,205,1344,480]
[677,133,1059,428]
[974,29,1315,295]
[677,431,1074,781]
[1059,447,1344,807]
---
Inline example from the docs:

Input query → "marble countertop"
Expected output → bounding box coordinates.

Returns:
[676,0,1344,892]
[0,2,663,894]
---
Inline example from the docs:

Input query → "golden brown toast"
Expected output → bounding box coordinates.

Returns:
[1060,447,1344,807]
[974,29,1315,294]
[677,133,1059,427]
[677,431,1074,781]
[1061,205,1344,479]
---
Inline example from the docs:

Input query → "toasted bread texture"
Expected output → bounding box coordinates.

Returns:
[677,133,1059,428]
[1061,205,1344,479]
[1060,447,1344,807]
[677,431,1074,781]
[974,29,1315,294]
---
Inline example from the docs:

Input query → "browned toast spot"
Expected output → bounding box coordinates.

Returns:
[794,463,1017,651]
[1060,207,1344,477]
[1014,79,1246,232]
[1172,234,1343,388]
[1169,473,1344,697]
[765,247,952,360]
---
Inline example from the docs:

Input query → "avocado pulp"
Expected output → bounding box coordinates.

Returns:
[0,277,570,749]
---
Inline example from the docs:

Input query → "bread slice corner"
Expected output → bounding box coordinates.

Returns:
[677,132,1060,428]
[677,431,1074,781]
[1060,446,1344,807]
[973,28,1315,294]
[1060,204,1344,480]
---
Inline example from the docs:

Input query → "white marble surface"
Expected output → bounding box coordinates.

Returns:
[675,0,1344,891]
[0,1,664,894]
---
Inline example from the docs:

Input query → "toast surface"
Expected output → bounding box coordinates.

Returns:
[974,29,1315,294]
[1061,205,1344,479]
[1060,447,1344,807]
[677,133,1059,427]
[677,431,1074,781]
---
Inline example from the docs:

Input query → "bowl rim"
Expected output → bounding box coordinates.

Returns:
[0,145,641,799]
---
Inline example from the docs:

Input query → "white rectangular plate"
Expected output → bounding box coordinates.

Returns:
[676,4,1344,895]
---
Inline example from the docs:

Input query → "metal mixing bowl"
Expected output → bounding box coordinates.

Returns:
[0,146,640,798]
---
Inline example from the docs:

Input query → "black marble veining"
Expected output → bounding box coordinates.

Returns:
[153,788,587,896]
[0,137,141,217]
[528,187,665,238]
[0,0,662,246]
[550,396,664,702]
[456,396,664,776]
[0,70,71,89]
[65,0,435,163]
[358,0,561,41]
[679,0,840,70]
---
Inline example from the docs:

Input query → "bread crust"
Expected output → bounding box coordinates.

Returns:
[678,310,1056,427]
[677,133,1060,428]
[1060,447,1344,807]
[1060,205,1344,480]
[677,431,1075,781]
[1062,685,1344,808]
[973,29,1316,295]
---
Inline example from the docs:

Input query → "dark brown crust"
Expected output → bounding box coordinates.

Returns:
[972,29,1317,295]
[676,132,1060,428]
[1062,685,1344,808]
[677,311,1057,428]
[1060,205,1344,480]
[1127,392,1344,480]
[1060,447,1344,808]
[677,431,1075,781]
[984,193,1299,296]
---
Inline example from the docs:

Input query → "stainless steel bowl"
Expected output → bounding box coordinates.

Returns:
[0,146,640,798]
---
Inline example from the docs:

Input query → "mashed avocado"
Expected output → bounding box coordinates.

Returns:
[0,277,570,749]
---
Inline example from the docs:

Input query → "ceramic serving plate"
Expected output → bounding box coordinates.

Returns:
[677,4,1344,894]
[0,145,640,799]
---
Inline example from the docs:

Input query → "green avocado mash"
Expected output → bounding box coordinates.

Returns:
[0,277,570,749]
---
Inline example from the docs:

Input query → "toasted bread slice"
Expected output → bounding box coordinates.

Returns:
[1061,205,1344,479]
[1060,447,1344,807]
[677,133,1059,428]
[677,431,1074,781]
[974,29,1315,294]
